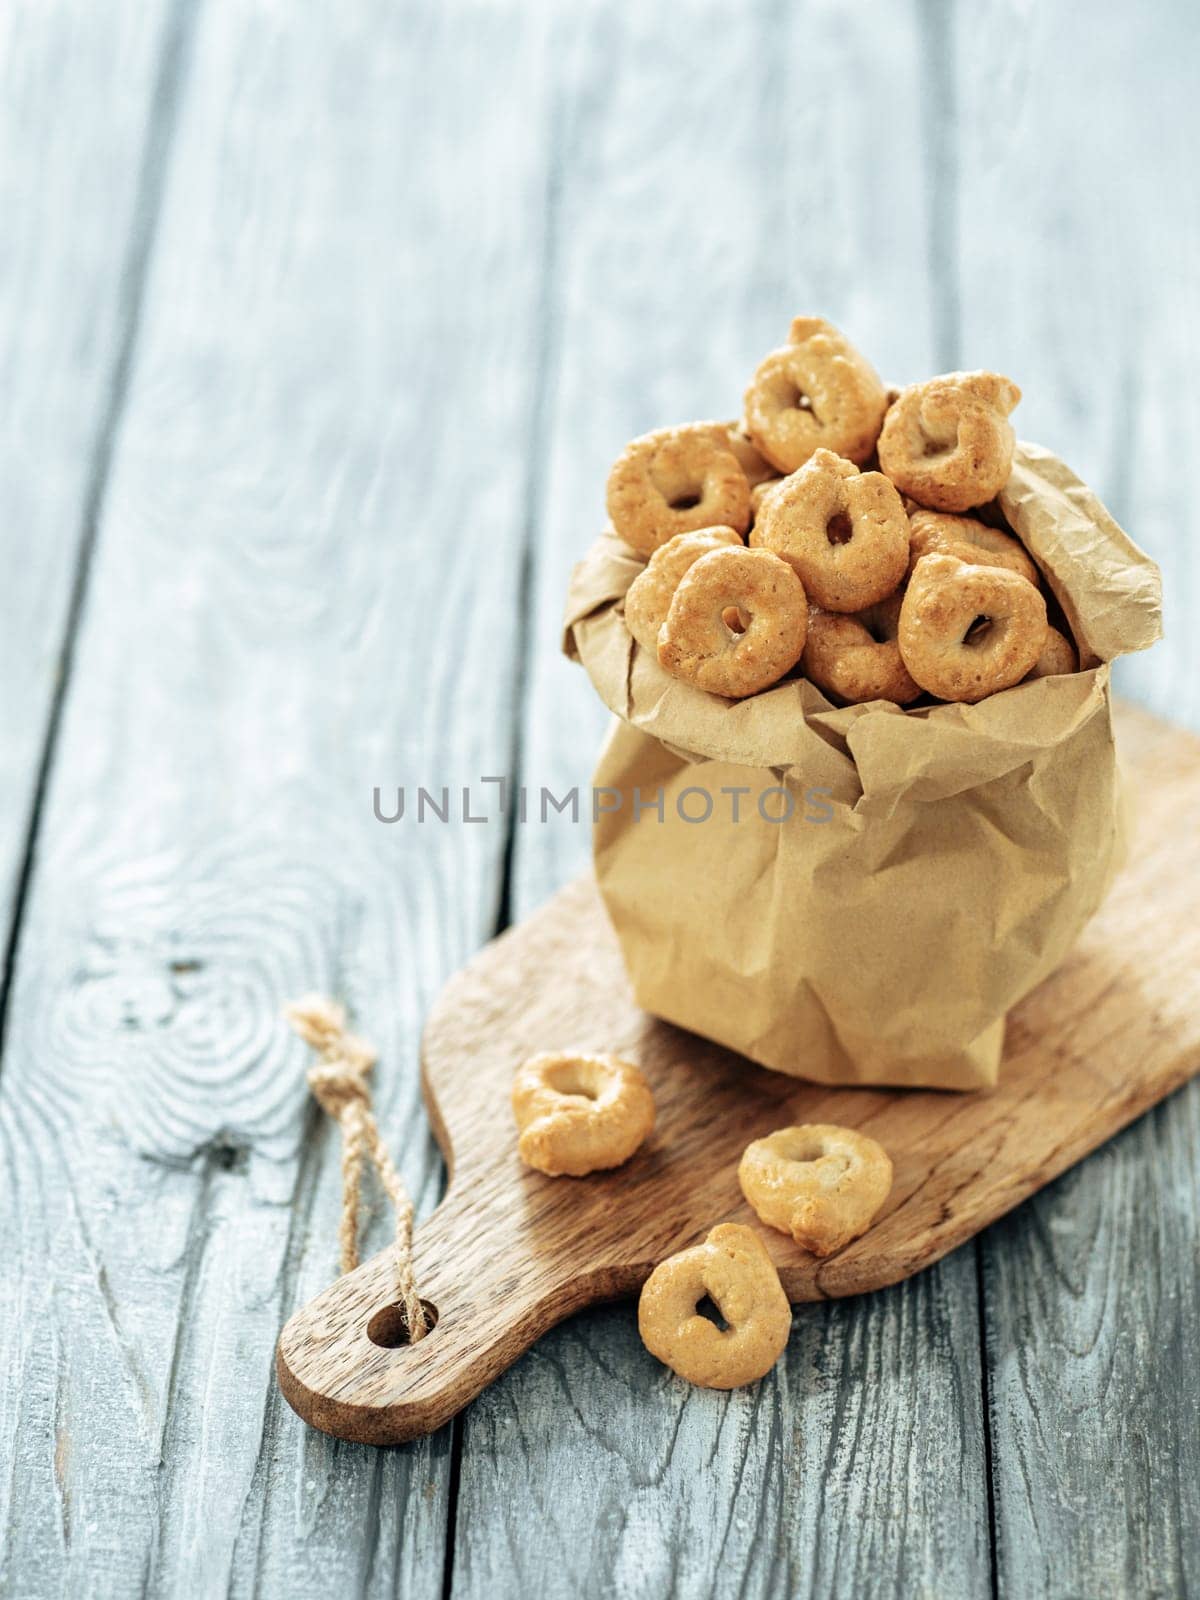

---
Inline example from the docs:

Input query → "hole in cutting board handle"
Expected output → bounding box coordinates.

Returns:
[367,1299,439,1349]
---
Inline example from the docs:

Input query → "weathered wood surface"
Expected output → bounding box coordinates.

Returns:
[282,701,1200,1449]
[0,0,180,962]
[0,1,554,1596]
[0,0,1197,1596]
[954,6,1200,1597]
[454,5,994,1598]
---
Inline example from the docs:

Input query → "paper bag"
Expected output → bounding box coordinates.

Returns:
[563,443,1162,1090]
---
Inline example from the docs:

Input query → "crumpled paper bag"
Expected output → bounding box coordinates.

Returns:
[563,443,1162,1090]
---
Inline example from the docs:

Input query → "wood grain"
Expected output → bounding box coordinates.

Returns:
[451,1279,987,1600]
[3,0,1198,1594]
[280,703,1200,1448]
[0,0,180,960]
[462,3,988,1595]
[953,6,1200,1594]
[979,679,1200,1600]
[0,5,186,1592]
[0,2,555,1596]
[954,1,1199,734]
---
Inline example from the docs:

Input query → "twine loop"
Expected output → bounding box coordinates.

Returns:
[285,994,428,1344]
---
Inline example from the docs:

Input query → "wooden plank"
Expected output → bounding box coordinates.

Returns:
[0,0,180,961]
[954,0,1199,732]
[451,4,992,1595]
[980,1100,1200,1600]
[954,5,1200,1595]
[453,1282,986,1599]
[0,3,555,1596]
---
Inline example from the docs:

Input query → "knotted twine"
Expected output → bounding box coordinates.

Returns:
[284,995,428,1343]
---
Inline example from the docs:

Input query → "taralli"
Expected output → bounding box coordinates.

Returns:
[637,1223,791,1389]
[751,447,909,612]
[623,526,743,652]
[599,318,1095,712]
[908,509,1039,587]
[723,420,780,489]
[657,546,808,697]
[899,552,1048,702]
[511,1052,655,1177]
[606,424,751,558]
[750,476,786,525]
[1025,623,1079,680]
[738,1125,894,1257]
[743,316,889,473]
[878,370,1021,512]
[802,593,920,705]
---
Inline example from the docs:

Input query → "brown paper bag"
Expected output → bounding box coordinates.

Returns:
[563,443,1162,1090]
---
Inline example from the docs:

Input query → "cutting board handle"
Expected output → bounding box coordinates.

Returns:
[276,1184,596,1445]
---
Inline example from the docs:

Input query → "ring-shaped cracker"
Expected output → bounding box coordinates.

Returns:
[723,420,780,489]
[738,1124,893,1257]
[623,526,743,651]
[898,552,1048,702]
[637,1223,792,1389]
[908,509,1038,587]
[743,316,889,473]
[511,1052,655,1177]
[1025,623,1078,680]
[750,475,788,528]
[751,447,909,613]
[802,594,920,705]
[657,546,808,698]
[606,424,751,557]
[878,370,1021,512]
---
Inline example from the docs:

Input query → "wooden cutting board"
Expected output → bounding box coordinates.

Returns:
[277,702,1200,1445]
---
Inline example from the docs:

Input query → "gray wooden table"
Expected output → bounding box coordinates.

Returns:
[2,2,1197,1595]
